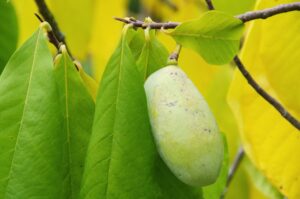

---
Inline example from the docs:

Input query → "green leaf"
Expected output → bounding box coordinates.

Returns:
[170,11,244,65]
[244,157,284,199]
[0,0,18,73]
[53,48,95,198]
[129,28,145,60]
[137,30,169,79]
[80,27,201,199]
[202,133,229,199]
[0,27,63,198]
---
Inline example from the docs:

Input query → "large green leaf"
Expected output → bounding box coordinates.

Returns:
[170,11,244,65]
[202,134,229,199]
[48,0,95,59]
[0,27,63,198]
[137,30,169,79]
[0,0,18,73]
[80,26,201,199]
[53,47,95,198]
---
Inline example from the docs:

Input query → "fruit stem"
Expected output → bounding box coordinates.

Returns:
[167,44,182,65]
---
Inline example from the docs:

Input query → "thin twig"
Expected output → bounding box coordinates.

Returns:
[34,0,73,59]
[233,56,300,130]
[238,2,300,22]
[205,0,215,10]
[227,148,245,189]
[220,148,245,199]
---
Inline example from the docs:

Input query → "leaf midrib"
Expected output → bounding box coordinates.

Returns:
[103,36,126,198]
[4,29,42,197]
[172,32,238,41]
[63,52,75,198]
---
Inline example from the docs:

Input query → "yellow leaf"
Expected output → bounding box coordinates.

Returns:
[205,66,241,162]
[74,61,98,102]
[12,0,39,45]
[249,183,270,199]
[90,0,127,82]
[254,0,300,115]
[48,0,94,60]
[13,0,94,60]
[141,0,206,21]
[228,0,300,198]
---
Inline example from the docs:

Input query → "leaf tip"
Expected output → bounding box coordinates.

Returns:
[60,44,67,54]
[40,21,52,33]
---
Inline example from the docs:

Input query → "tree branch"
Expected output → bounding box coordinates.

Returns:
[220,148,245,199]
[115,2,300,29]
[34,0,73,59]
[237,2,300,22]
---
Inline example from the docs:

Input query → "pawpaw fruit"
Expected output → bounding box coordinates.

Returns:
[144,65,224,187]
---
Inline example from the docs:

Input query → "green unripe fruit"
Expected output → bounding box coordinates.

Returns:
[144,65,224,187]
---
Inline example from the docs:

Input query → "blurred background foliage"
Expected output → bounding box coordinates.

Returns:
[0,0,18,73]
[3,0,299,198]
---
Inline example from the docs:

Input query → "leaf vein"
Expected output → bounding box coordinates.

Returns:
[4,29,42,197]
